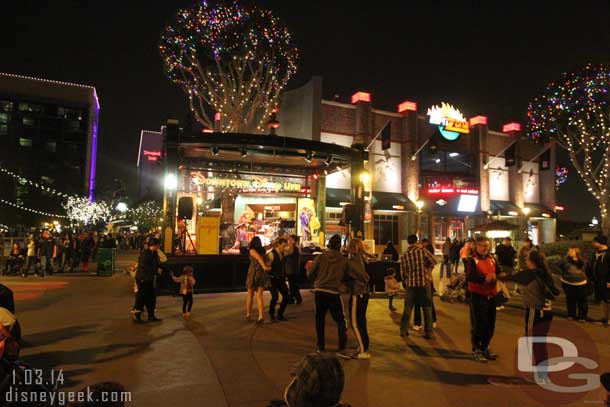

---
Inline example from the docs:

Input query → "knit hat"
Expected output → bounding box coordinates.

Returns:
[285,353,344,407]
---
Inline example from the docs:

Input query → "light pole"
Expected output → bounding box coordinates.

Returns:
[416,200,424,236]
[522,207,531,240]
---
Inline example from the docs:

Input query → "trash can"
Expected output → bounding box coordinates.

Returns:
[97,248,116,276]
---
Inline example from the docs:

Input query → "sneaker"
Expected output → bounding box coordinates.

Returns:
[354,352,371,360]
[473,350,488,363]
[481,349,498,361]
[594,319,609,326]
[578,319,587,323]
[336,350,352,359]
[413,325,422,331]
[148,316,163,322]
[256,317,264,325]
[277,315,288,322]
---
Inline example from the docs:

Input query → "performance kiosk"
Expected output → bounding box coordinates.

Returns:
[158,120,368,292]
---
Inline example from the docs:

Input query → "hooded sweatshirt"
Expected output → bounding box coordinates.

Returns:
[307,250,348,294]
[346,253,370,296]
[502,267,558,310]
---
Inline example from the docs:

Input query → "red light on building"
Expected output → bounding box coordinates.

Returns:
[398,101,417,113]
[351,92,371,104]
[469,116,488,126]
[214,112,221,121]
[502,122,521,133]
[554,205,565,211]
[143,149,161,161]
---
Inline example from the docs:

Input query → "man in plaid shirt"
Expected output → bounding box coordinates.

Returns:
[400,234,436,339]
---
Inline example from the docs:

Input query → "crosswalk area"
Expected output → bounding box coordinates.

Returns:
[3,281,69,301]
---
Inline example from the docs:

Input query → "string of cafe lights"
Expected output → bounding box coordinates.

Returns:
[0,198,68,219]
[0,166,78,199]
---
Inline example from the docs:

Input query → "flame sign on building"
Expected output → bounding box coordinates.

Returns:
[427,102,470,141]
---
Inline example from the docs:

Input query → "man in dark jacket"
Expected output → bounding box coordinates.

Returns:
[590,235,610,325]
[382,241,399,261]
[268,237,289,322]
[495,237,516,273]
[133,238,162,323]
[285,235,302,305]
[38,230,55,277]
[307,234,348,356]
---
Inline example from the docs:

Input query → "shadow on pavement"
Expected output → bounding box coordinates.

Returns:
[22,324,99,348]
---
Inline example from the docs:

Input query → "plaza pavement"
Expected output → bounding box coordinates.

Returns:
[1,253,609,406]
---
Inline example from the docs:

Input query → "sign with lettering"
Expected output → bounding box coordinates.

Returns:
[427,102,470,141]
[143,150,161,161]
[191,173,302,193]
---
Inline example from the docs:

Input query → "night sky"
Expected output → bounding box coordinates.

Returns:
[1,1,609,222]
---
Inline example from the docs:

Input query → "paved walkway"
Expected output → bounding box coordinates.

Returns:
[2,263,607,407]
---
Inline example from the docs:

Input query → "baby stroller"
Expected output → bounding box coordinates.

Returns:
[441,273,467,303]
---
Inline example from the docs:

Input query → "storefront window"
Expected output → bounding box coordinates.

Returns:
[374,214,399,245]
[421,150,473,175]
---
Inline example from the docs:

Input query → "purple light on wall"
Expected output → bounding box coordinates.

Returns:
[89,89,100,201]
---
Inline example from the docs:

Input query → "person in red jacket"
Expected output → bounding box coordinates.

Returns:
[465,235,500,362]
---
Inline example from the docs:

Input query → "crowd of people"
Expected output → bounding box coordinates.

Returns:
[2,230,150,277]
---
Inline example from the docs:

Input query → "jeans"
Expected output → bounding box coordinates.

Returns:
[39,256,53,276]
[525,308,553,367]
[561,283,588,320]
[22,256,36,276]
[440,255,451,278]
[287,273,302,304]
[349,294,369,352]
[135,280,156,318]
[469,293,496,352]
[314,291,347,351]
[414,299,437,326]
[182,292,193,313]
[400,285,433,336]
[269,277,289,318]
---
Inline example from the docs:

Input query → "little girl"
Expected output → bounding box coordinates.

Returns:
[171,266,196,320]
[384,268,401,311]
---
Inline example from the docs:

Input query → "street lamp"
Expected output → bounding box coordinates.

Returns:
[415,200,424,236]
[522,207,531,216]
[116,202,128,213]
[360,171,370,186]
[164,173,178,191]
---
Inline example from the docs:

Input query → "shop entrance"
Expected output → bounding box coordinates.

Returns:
[432,216,465,252]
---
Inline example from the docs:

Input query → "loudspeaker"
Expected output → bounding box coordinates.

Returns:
[341,204,357,226]
[178,197,194,219]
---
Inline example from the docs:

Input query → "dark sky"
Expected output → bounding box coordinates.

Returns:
[1,1,609,222]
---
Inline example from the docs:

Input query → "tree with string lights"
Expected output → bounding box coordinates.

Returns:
[128,201,163,233]
[159,0,298,133]
[63,197,111,228]
[527,63,610,234]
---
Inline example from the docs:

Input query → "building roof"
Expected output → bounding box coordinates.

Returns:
[0,72,99,110]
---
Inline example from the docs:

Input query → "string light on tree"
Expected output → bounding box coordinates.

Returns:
[527,63,610,234]
[159,0,298,133]
[62,196,111,226]
[127,201,163,232]
[555,165,568,189]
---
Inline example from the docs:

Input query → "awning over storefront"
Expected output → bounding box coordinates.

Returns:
[419,194,481,217]
[326,189,417,211]
[490,200,556,218]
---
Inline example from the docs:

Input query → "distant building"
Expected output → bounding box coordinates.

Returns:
[137,130,163,201]
[0,73,99,225]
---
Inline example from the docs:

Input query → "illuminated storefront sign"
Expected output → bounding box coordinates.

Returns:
[143,150,161,161]
[191,173,302,193]
[423,177,478,195]
[427,102,470,141]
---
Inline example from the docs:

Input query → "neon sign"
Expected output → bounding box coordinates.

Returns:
[143,150,161,161]
[191,173,302,193]
[427,102,470,141]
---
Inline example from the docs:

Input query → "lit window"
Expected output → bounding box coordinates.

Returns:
[18,103,29,112]
[0,125,7,136]
[45,141,57,153]
[22,117,35,126]
[0,113,8,123]
[19,138,32,148]
[0,101,13,111]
